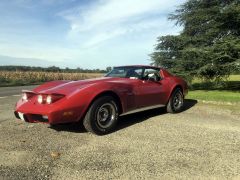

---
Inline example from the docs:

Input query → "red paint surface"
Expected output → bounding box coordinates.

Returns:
[15,66,188,124]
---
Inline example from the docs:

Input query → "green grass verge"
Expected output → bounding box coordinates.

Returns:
[187,90,240,103]
[191,75,240,91]
[192,75,240,83]
[229,75,240,81]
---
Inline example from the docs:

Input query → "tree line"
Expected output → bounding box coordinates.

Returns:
[0,65,112,73]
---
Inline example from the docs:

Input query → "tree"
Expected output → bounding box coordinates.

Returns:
[47,66,61,72]
[106,66,112,72]
[151,0,240,82]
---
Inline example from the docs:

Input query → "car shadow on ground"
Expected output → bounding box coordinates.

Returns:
[49,121,87,133]
[49,99,198,134]
[115,99,198,133]
[181,99,198,112]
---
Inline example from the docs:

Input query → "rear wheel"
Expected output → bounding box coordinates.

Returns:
[166,88,184,113]
[83,96,119,135]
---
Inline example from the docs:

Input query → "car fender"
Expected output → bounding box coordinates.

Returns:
[64,82,126,121]
[84,82,127,114]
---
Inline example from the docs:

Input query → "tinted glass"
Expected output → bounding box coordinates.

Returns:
[105,67,144,79]
[143,68,161,81]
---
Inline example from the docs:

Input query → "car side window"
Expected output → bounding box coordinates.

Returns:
[143,68,161,81]
[126,68,143,79]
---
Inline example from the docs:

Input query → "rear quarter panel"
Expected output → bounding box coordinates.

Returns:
[165,76,188,99]
[160,69,188,100]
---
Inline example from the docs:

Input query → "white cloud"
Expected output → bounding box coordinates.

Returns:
[61,0,180,32]
[0,0,185,69]
[59,0,185,47]
[84,28,127,47]
[0,44,79,62]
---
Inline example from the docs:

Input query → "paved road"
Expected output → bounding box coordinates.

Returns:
[0,95,240,179]
[0,85,37,97]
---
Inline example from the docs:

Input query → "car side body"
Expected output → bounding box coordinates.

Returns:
[14,65,188,134]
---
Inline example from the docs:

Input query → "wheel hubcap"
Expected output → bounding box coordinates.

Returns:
[173,91,183,110]
[97,103,116,128]
[99,108,109,122]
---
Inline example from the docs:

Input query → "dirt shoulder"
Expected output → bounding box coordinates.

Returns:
[0,96,240,179]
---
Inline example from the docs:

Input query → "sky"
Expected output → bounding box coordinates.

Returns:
[0,0,186,69]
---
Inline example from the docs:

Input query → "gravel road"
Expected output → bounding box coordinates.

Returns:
[0,94,240,179]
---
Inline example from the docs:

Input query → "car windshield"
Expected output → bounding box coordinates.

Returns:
[105,67,143,79]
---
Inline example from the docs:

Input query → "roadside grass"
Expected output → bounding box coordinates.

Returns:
[187,90,240,103]
[189,75,240,103]
[228,75,240,81]
[191,75,240,91]
[192,75,240,83]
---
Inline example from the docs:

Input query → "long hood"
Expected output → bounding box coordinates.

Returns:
[33,77,130,95]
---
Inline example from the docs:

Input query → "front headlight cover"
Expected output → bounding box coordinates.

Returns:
[37,94,65,104]
[46,95,52,104]
[22,93,28,101]
[37,95,43,104]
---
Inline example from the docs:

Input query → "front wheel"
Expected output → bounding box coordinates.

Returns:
[166,88,184,113]
[83,96,119,135]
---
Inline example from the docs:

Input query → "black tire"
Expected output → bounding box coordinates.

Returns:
[83,96,119,135]
[166,88,184,113]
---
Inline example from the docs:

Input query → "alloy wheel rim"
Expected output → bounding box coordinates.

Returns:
[97,103,116,128]
[173,91,183,111]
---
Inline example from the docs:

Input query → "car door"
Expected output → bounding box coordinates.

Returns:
[134,68,166,108]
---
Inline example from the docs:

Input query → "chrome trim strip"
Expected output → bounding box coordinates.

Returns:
[120,104,165,116]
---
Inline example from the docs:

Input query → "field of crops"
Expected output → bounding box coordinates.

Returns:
[0,71,103,86]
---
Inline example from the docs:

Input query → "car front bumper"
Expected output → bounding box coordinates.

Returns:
[14,98,86,124]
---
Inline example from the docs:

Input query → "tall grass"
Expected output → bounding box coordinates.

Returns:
[0,71,103,86]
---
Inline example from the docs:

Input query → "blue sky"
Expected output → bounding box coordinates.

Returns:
[0,0,186,69]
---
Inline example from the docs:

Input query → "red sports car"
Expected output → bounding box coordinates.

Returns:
[14,65,188,135]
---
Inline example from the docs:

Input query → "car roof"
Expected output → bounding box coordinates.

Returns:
[114,65,160,69]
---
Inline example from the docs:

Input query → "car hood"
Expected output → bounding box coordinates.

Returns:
[34,77,131,95]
